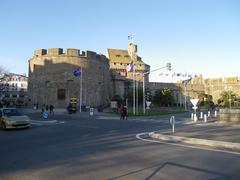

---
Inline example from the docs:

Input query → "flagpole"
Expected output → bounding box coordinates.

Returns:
[143,74,145,114]
[184,84,187,111]
[80,66,83,113]
[129,34,136,115]
[133,64,135,115]
[136,76,138,115]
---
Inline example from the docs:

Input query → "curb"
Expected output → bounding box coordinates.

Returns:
[149,132,240,151]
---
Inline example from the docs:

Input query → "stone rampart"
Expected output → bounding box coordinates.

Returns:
[219,109,240,122]
[28,48,111,109]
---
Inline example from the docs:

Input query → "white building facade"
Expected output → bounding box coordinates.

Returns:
[0,73,28,106]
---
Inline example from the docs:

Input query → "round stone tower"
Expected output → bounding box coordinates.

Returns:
[28,48,111,109]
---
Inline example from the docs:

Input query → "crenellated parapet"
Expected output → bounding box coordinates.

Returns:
[34,48,80,57]
[204,77,240,85]
[33,48,107,63]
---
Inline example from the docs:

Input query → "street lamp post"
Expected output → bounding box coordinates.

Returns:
[142,63,171,114]
[79,66,83,112]
[184,84,187,111]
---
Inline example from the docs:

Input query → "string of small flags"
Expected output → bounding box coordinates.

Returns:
[159,72,202,78]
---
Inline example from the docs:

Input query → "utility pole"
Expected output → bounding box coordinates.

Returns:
[128,35,137,115]
[142,63,171,114]
[79,66,83,112]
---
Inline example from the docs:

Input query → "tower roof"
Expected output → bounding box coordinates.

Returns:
[107,48,144,64]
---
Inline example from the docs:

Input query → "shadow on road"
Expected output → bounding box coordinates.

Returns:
[109,162,228,180]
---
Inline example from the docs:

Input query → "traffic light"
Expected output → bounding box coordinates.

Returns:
[166,63,171,71]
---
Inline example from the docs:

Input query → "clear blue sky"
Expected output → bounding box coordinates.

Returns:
[0,0,239,82]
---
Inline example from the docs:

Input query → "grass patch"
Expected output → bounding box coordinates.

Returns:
[127,110,185,116]
[107,110,185,117]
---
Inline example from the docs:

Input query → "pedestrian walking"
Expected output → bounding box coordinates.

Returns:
[46,105,49,111]
[41,104,45,115]
[119,104,124,120]
[123,105,128,120]
[49,104,54,115]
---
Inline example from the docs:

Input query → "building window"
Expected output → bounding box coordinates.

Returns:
[57,89,66,100]
[124,55,129,58]
[116,55,121,57]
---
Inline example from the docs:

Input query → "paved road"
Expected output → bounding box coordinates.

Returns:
[0,112,240,179]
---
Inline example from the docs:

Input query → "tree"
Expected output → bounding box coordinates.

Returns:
[153,88,174,106]
[0,67,9,105]
[0,66,8,75]
[198,92,214,108]
[218,90,237,107]
[111,94,124,107]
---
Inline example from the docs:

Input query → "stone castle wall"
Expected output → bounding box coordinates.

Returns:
[149,80,205,106]
[28,48,112,108]
[204,77,240,103]
[28,46,240,109]
[149,76,240,106]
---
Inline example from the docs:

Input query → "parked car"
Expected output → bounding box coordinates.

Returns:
[0,108,31,130]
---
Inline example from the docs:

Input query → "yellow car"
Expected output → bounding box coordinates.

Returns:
[0,108,31,130]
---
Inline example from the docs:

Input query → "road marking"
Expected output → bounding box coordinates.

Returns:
[30,122,43,126]
[30,120,58,123]
[30,120,64,126]
[96,116,120,120]
[136,132,240,156]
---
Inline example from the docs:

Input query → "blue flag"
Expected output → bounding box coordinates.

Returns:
[74,68,81,77]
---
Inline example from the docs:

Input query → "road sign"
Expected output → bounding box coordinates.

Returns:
[190,99,199,107]
[42,111,49,119]
[190,98,199,122]
[146,101,151,107]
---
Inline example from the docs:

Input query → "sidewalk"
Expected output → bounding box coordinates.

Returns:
[150,119,240,152]
[19,108,101,121]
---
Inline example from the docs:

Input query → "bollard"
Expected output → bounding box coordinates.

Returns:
[169,116,175,133]
[90,107,94,117]
[208,111,210,117]
[204,114,207,123]
[200,112,203,119]
[214,110,217,117]
[194,114,198,122]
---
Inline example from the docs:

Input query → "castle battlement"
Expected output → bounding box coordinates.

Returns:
[33,48,107,61]
[204,77,240,85]
[34,48,78,56]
